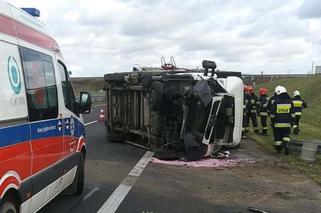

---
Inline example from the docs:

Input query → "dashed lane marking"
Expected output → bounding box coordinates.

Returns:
[85,120,98,126]
[97,151,154,213]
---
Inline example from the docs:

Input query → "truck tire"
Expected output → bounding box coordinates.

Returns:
[0,201,17,213]
[149,81,163,111]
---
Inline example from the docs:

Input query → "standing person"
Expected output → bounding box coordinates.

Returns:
[271,86,295,155]
[257,87,269,136]
[267,86,281,140]
[245,85,260,134]
[291,90,307,135]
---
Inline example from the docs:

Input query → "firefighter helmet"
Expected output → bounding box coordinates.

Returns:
[293,90,300,97]
[259,87,268,96]
[275,86,287,95]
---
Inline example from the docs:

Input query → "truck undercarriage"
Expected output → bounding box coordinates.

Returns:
[104,60,242,161]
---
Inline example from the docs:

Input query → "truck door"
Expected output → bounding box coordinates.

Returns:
[56,60,80,157]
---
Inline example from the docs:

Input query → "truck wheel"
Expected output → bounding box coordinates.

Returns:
[150,81,163,111]
[63,154,85,196]
[0,201,17,213]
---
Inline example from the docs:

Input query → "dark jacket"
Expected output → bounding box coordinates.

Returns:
[257,94,269,116]
[291,95,307,115]
[267,94,277,116]
[271,93,295,128]
[245,93,258,114]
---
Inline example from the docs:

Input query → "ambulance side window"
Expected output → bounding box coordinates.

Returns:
[20,47,58,122]
[58,62,78,115]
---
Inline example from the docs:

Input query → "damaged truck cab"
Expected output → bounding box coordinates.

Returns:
[104,59,243,161]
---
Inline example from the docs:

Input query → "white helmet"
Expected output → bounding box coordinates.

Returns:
[275,85,282,94]
[275,86,287,95]
[293,90,300,97]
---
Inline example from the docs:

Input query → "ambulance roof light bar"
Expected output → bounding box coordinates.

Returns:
[21,8,40,17]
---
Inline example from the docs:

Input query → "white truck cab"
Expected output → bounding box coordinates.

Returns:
[0,1,91,213]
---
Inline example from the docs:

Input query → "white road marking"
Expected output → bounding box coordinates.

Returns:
[97,151,154,213]
[85,120,98,126]
[82,187,100,202]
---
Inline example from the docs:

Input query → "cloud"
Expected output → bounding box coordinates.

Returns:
[298,0,321,19]
[6,0,321,76]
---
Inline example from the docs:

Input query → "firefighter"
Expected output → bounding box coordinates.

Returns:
[271,86,295,155]
[244,85,260,134]
[257,87,269,136]
[242,85,249,138]
[291,90,307,135]
[267,86,281,140]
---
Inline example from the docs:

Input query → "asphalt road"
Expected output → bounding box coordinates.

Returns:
[38,106,321,213]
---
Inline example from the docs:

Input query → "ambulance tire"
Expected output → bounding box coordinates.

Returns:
[0,201,17,213]
[64,153,84,196]
[74,154,85,195]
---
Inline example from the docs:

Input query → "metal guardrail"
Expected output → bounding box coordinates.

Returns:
[290,139,321,154]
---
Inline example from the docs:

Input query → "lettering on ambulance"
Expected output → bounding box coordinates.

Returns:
[20,46,64,174]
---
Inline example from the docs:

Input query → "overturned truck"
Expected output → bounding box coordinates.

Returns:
[104,59,243,161]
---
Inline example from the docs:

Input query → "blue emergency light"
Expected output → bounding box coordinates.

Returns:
[21,8,40,17]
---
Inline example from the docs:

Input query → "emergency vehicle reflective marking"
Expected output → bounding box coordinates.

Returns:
[0,14,59,52]
[97,151,154,213]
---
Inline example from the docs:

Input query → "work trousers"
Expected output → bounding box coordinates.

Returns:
[244,112,259,133]
[260,115,268,134]
[294,115,301,127]
[274,127,291,154]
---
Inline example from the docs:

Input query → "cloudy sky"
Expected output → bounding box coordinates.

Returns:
[7,0,321,77]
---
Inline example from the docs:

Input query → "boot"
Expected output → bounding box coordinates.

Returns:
[254,129,260,134]
[283,142,290,155]
[262,129,267,136]
[275,145,282,154]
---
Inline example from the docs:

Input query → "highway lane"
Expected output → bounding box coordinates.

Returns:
[38,106,321,213]
[39,107,146,213]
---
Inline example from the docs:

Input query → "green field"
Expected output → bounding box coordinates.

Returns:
[248,76,321,185]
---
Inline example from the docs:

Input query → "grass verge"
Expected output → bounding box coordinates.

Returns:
[248,130,321,186]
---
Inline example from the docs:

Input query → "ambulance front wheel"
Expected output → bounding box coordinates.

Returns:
[0,200,17,213]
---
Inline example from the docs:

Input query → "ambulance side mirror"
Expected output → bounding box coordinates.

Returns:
[79,92,92,114]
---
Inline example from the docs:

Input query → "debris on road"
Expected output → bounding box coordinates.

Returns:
[150,156,256,168]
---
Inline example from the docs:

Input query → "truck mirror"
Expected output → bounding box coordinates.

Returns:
[79,92,92,114]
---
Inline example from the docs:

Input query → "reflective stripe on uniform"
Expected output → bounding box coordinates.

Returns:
[293,125,298,129]
[282,137,290,142]
[276,104,291,114]
[263,127,268,130]
[250,110,257,113]
[291,113,296,118]
[270,114,275,118]
[292,100,303,108]
[275,141,282,146]
[274,123,291,128]
[295,112,302,115]
[260,112,268,116]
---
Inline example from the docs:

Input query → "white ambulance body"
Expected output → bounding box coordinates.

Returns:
[0,1,91,213]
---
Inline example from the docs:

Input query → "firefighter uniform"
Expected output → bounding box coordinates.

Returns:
[271,88,295,155]
[258,94,269,136]
[244,91,260,134]
[291,92,307,135]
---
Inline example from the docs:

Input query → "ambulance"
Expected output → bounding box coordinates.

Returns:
[0,1,91,212]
